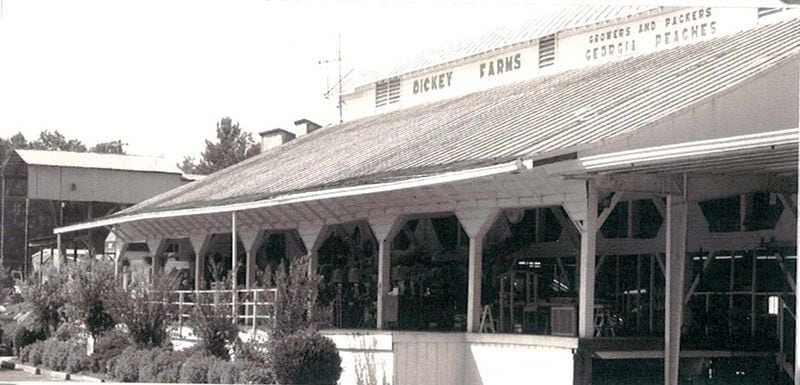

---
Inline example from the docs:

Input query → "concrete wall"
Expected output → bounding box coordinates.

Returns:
[322,330,578,385]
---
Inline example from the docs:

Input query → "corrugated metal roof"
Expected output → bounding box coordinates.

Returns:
[15,149,182,174]
[117,17,800,218]
[348,4,665,88]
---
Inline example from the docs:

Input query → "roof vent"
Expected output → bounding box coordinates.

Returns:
[294,119,322,136]
[539,34,556,69]
[375,77,401,107]
[259,128,296,153]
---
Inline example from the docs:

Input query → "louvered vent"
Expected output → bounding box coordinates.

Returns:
[375,77,401,107]
[539,34,556,69]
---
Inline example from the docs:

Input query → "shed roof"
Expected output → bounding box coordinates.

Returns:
[60,17,800,231]
[14,149,182,174]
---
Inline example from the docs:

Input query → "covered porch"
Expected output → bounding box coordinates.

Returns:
[53,19,800,385]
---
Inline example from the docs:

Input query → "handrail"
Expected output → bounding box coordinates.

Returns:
[156,288,278,334]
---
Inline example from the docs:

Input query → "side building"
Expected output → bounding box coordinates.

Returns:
[1,149,197,274]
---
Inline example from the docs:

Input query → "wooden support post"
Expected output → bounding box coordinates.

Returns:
[0,176,4,265]
[23,198,29,277]
[189,234,212,291]
[456,208,501,333]
[296,223,329,318]
[56,233,63,271]
[231,212,238,321]
[579,181,598,339]
[146,238,166,284]
[650,254,655,334]
[369,216,405,330]
[296,224,329,277]
[665,192,687,385]
[238,230,264,289]
[114,238,128,280]
[795,71,800,385]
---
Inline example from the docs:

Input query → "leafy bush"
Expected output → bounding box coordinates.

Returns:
[155,350,186,383]
[18,343,31,363]
[18,268,69,336]
[13,327,45,355]
[89,329,130,373]
[138,348,187,383]
[178,352,214,383]
[43,339,70,371]
[28,340,45,365]
[65,344,87,373]
[66,262,117,337]
[53,320,86,342]
[207,358,237,384]
[271,330,342,385]
[110,347,142,382]
[233,359,274,384]
[190,293,239,359]
[272,254,324,338]
[104,278,177,348]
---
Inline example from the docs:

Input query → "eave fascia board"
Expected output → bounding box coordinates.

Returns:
[54,160,525,235]
[580,128,799,171]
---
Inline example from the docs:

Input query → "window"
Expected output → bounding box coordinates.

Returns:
[699,192,784,233]
[375,77,401,107]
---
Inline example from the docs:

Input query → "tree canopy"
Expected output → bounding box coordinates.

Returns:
[179,117,260,175]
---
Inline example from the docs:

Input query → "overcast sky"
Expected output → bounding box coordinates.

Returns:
[0,0,790,164]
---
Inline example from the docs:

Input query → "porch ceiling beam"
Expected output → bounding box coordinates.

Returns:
[310,201,340,223]
[290,202,315,223]
[249,208,274,227]
[595,174,680,195]
[686,173,796,201]
[273,205,296,223]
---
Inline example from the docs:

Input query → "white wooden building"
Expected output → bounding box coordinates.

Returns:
[56,6,800,385]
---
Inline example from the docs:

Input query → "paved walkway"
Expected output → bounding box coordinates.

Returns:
[0,367,58,382]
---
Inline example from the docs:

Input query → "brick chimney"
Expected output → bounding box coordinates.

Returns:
[294,119,321,137]
[259,128,296,153]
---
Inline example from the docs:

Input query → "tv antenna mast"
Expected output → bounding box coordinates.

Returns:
[319,34,352,124]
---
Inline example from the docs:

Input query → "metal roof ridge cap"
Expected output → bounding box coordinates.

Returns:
[53,159,524,235]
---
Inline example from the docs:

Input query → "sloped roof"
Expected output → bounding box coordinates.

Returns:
[110,17,800,219]
[14,149,182,174]
[349,4,664,89]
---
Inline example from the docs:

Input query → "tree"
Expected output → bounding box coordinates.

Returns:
[179,117,260,175]
[271,254,324,338]
[90,140,126,154]
[29,130,87,152]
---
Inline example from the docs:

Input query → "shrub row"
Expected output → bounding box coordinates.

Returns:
[107,346,273,384]
[19,339,88,373]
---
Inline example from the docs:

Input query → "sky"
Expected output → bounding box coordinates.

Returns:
[0,0,792,164]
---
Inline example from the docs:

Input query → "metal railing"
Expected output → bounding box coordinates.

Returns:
[162,288,278,335]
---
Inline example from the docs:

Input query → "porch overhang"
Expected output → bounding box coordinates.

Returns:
[574,128,799,177]
[53,160,528,236]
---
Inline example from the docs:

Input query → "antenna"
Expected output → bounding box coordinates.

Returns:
[318,34,352,124]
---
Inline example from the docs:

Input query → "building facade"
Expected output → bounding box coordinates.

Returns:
[57,6,800,385]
